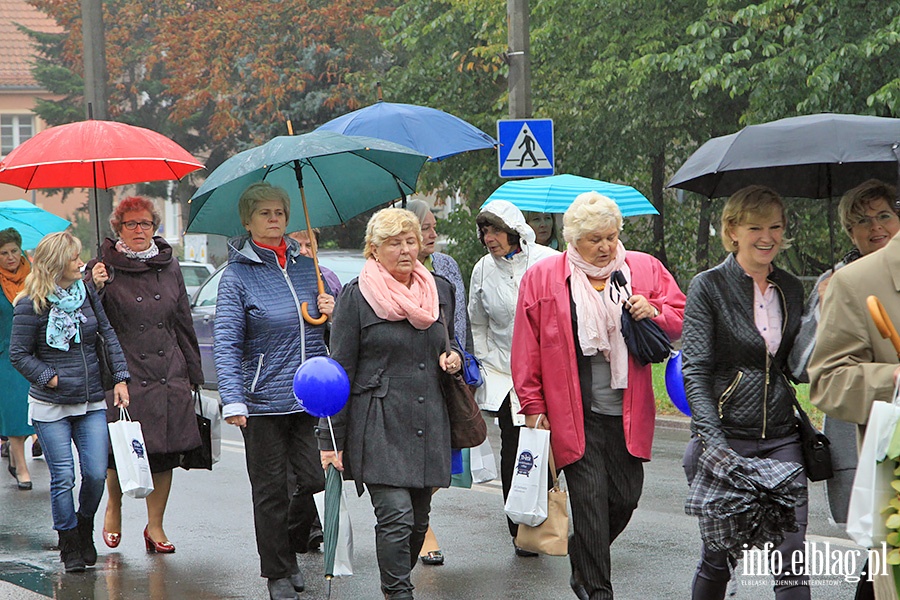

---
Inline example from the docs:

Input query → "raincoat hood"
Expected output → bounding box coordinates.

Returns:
[477,200,537,249]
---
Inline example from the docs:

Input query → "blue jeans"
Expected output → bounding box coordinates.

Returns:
[33,409,108,531]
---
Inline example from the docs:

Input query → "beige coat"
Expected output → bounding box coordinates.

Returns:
[809,233,900,600]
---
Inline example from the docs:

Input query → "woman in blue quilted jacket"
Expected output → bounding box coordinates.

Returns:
[213,182,335,600]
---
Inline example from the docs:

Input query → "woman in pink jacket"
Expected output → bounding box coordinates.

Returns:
[511,192,685,600]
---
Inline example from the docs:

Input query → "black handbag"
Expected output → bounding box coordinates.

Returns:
[86,290,115,391]
[440,311,487,449]
[611,270,672,365]
[180,389,213,471]
[792,396,833,482]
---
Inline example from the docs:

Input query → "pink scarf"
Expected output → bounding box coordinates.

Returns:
[566,242,630,389]
[358,258,439,330]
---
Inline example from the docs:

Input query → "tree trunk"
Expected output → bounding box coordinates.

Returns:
[650,151,668,269]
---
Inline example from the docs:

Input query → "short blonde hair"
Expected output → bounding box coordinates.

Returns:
[720,185,790,252]
[238,182,291,227]
[563,192,623,245]
[109,196,161,235]
[838,179,899,237]
[364,208,422,259]
[19,232,82,313]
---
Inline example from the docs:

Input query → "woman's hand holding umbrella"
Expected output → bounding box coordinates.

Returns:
[321,450,343,472]
[91,262,110,291]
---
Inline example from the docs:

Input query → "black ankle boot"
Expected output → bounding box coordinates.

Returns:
[58,528,86,573]
[76,513,97,566]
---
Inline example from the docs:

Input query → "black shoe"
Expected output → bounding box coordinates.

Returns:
[76,514,97,566]
[267,577,298,600]
[420,550,444,565]
[513,540,538,557]
[307,529,323,553]
[32,438,42,458]
[0,440,8,458]
[58,528,86,573]
[16,479,32,491]
[570,572,590,600]
[289,570,305,592]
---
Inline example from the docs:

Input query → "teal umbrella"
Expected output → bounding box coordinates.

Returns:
[185,131,428,238]
[482,174,658,217]
[0,199,72,250]
[323,463,343,597]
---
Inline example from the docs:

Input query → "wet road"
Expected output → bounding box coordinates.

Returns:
[0,397,861,599]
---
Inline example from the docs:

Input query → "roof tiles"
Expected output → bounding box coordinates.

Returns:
[0,0,62,88]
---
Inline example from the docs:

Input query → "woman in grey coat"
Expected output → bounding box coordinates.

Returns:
[318,208,462,600]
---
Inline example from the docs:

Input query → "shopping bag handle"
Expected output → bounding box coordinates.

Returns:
[118,407,132,422]
[867,295,900,359]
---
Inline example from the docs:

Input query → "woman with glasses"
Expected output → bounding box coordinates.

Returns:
[87,197,204,554]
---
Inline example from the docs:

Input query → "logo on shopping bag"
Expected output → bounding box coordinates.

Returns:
[131,439,145,459]
[516,450,537,476]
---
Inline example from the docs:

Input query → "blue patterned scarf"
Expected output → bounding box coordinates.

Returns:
[46,280,87,351]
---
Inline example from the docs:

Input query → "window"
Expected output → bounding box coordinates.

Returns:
[1,114,35,155]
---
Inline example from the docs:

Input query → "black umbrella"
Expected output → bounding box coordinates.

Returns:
[668,113,900,199]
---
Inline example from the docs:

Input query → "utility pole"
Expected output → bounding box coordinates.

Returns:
[81,0,113,251]
[507,0,531,120]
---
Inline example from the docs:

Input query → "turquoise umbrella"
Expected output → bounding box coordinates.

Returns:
[0,199,71,250]
[482,174,658,217]
[185,130,428,238]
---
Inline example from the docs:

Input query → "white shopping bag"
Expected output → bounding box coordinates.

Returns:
[504,423,551,527]
[847,384,900,548]
[313,489,354,576]
[108,408,154,499]
[470,438,498,484]
[196,392,222,464]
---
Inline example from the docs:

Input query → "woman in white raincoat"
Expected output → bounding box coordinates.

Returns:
[468,199,558,556]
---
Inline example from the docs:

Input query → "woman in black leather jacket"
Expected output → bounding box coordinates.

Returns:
[681,186,807,600]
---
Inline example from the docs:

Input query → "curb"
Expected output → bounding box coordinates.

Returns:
[656,414,691,432]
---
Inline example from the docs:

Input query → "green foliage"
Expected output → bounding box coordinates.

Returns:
[438,204,484,286]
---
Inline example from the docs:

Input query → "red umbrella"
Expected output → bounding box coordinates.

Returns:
[0,119,204,255]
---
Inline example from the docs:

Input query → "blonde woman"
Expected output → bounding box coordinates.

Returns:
[9,232,130,573]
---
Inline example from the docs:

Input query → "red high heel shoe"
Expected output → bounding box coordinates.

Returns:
[143,526,175,554]
[102,528,121,548]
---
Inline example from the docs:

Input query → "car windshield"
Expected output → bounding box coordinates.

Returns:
[181,265,212,288]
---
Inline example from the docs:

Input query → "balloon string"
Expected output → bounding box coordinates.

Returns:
[327,415,339,464]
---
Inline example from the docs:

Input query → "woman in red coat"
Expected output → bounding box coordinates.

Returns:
[512,192,685,599]
[88,196,204,554]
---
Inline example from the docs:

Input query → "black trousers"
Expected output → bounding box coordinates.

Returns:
[241,412,324,579]
[498,395,523,538]
[564,411,643,600]
[368,485,432,600]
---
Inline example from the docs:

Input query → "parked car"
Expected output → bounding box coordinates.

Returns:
[179,261,216,298]
[191,249,367,389]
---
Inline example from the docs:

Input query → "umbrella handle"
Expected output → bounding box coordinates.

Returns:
[867,295,900,359]
[296,173,328,326]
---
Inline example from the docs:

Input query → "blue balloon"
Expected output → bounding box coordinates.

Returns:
[665,350,691,417]
[292,357,351,418]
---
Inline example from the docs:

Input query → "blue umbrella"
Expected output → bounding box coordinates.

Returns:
[0,199,71,250]
[482,174,658,217]
[316,101,497,162]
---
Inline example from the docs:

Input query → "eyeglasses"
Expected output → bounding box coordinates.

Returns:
[852,212,897,228]
[122,220,155,231]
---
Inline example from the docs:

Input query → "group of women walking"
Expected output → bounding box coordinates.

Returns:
[3,175,893,600]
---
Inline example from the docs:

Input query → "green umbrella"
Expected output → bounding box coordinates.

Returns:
[185,130,428,237]
[323,463,343,597]
[185,130,427,325]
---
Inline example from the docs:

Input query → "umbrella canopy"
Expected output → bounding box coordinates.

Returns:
[668,113,900,198]
[0,199,71,250]
[482,174,658,217]
[323,464,342,583]
[316,101,497,162]
[186,131,429,237]
[0,119,204,190]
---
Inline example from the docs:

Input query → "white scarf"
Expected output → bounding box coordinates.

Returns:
[566,242,630,389]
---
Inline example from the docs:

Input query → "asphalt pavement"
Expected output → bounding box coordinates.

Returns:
[0,402,863,599]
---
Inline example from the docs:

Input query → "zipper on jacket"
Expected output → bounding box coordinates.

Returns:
[763,353,770,439]
[718,371,743,418]
[250,353,264,392]
[281,268,308,363]
[79,337,90,400]
[762,279,787,440]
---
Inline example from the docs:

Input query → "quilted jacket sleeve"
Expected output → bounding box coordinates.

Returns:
[89,286,130,382]
[214,267,249,419]
[681,273,728,449]
[9,298,55,386]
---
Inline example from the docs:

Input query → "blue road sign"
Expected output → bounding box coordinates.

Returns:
[497,119,554,178]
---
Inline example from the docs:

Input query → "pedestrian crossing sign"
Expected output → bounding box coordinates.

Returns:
[497,119,554,178]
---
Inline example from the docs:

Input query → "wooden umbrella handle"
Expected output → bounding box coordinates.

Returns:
[867,295,900,359]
